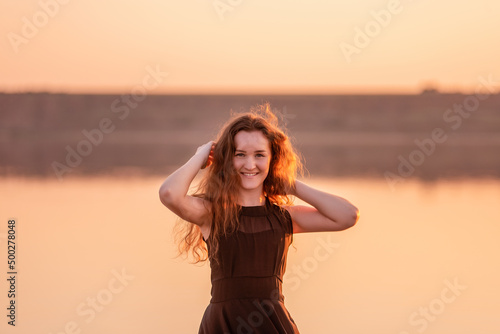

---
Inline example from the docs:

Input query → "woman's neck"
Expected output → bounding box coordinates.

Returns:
[237,190,266,207]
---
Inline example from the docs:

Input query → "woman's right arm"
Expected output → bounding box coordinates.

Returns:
[158,141,215,227]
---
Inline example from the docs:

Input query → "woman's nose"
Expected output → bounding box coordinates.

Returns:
[244,157,256,169]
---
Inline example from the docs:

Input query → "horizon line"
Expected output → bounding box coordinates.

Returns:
[0,89,484,96]
[0,83,487,96]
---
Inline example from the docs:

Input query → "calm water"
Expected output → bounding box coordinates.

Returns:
[1,176,499,334]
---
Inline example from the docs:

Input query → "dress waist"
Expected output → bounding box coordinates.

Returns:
[210,276,284,303]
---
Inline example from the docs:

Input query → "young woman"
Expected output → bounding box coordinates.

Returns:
[159,106,359,333]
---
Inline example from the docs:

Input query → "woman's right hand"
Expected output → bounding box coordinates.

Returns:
[196,141,216,169]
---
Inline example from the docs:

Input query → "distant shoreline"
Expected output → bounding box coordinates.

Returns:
[2,93,499,180]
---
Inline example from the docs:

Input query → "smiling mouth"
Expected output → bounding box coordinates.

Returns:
[241,172,258,177]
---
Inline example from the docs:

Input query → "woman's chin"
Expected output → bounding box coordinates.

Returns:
[239,178,264,191]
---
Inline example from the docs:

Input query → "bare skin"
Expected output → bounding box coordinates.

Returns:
[159,131,359,239]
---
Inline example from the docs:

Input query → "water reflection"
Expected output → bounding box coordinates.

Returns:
[0,176,499,334]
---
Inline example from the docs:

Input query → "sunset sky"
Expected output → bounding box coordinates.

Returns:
[1,0,499,94]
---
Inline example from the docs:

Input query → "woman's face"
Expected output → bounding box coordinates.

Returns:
[233,130,271,193]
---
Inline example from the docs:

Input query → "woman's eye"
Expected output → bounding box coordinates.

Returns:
[235,153,244,157]
[256,154,264,158]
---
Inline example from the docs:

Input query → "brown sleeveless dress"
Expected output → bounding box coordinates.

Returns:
[198,200,300,333]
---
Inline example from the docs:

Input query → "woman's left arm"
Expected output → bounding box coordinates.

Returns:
[287,180,359,233]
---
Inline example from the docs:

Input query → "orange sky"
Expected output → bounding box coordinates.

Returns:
[1,0,499,94]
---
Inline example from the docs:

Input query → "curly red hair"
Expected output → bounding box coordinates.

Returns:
[174,103,303,263]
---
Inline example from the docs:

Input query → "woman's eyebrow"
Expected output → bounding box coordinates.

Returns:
[235,149,267,153]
